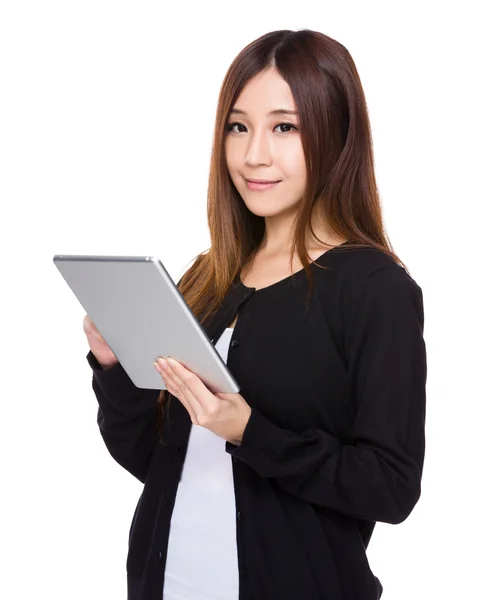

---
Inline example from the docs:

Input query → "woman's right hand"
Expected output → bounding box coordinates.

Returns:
[83,315,118,369]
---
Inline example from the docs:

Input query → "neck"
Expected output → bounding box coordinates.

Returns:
[260,208,342,256]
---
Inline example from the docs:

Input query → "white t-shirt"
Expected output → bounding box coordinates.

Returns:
[163,326,239,600]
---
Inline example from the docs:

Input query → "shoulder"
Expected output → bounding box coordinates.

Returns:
[332,243,400,278]
[318,245,424,322]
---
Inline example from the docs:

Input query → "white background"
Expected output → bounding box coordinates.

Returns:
[1,1,492,598]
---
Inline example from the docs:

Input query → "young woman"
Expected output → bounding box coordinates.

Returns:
[84,28,427,600]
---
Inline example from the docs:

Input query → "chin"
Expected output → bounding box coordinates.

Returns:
[243,202,297,218]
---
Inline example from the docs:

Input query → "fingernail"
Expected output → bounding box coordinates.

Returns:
[158,357,168,369]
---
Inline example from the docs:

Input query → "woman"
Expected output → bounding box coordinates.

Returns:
[84,29,427,600]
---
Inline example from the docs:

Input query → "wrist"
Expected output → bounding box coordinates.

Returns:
[231,405,252,446]
[99,358,118,370]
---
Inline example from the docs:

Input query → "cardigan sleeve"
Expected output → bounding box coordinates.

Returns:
[225,265,427,525]
[88,350,160,484]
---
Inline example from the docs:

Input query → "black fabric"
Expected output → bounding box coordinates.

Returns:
[88,243,427,599]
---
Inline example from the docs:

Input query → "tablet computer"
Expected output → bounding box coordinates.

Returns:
[53,254,240,393]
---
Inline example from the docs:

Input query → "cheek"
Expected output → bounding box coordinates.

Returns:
[225,152,243,194]
[285,152,307,187]
[277,139,305,176]
[225,139,238,163]
[225,146,240,181]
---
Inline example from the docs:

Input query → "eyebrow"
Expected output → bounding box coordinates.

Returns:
[230,108,299,116]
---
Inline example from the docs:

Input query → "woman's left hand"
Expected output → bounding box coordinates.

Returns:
[154,356,252,446]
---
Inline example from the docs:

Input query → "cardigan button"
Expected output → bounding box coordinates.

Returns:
[241,568,249,578]
[237,511,244,521]
[231,339,239,348]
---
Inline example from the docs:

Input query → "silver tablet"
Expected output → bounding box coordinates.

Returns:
[53,255,240,393]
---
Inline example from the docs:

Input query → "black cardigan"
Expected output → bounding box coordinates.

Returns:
[88,243,427,600]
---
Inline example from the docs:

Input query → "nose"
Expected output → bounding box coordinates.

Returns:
[243,130,273,167]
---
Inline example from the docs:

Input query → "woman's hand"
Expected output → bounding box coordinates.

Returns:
[154,357,252,446]
[83,315,118,369]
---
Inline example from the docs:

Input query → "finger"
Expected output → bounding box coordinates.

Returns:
[155,361,179,394]
[83,315,96,334]
[160,360,198,406]
[165,358,212,421]
[156,359,182,391]
[156,360,198,423]
[84,315,105,342]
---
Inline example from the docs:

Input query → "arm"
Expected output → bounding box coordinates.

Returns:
[88,351,160,483]
[225,266,427,525]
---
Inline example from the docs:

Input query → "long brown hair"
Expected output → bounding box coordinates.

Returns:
[157,28,407,436]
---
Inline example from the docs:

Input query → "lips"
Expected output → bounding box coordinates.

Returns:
[246,179,280,184]
[245,179,280,191]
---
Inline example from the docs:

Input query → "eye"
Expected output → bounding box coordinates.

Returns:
[274,123,298,133]
[226,122,298,134]
[226,122,247,133]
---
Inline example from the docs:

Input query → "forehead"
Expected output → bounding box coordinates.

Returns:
[233,67,296,114]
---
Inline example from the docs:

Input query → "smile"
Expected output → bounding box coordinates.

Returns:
[245,180,280,191]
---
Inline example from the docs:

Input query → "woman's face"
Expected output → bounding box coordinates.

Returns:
[225,66,307,219]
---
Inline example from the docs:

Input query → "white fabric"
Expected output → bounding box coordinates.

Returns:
[163,327,239,600]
